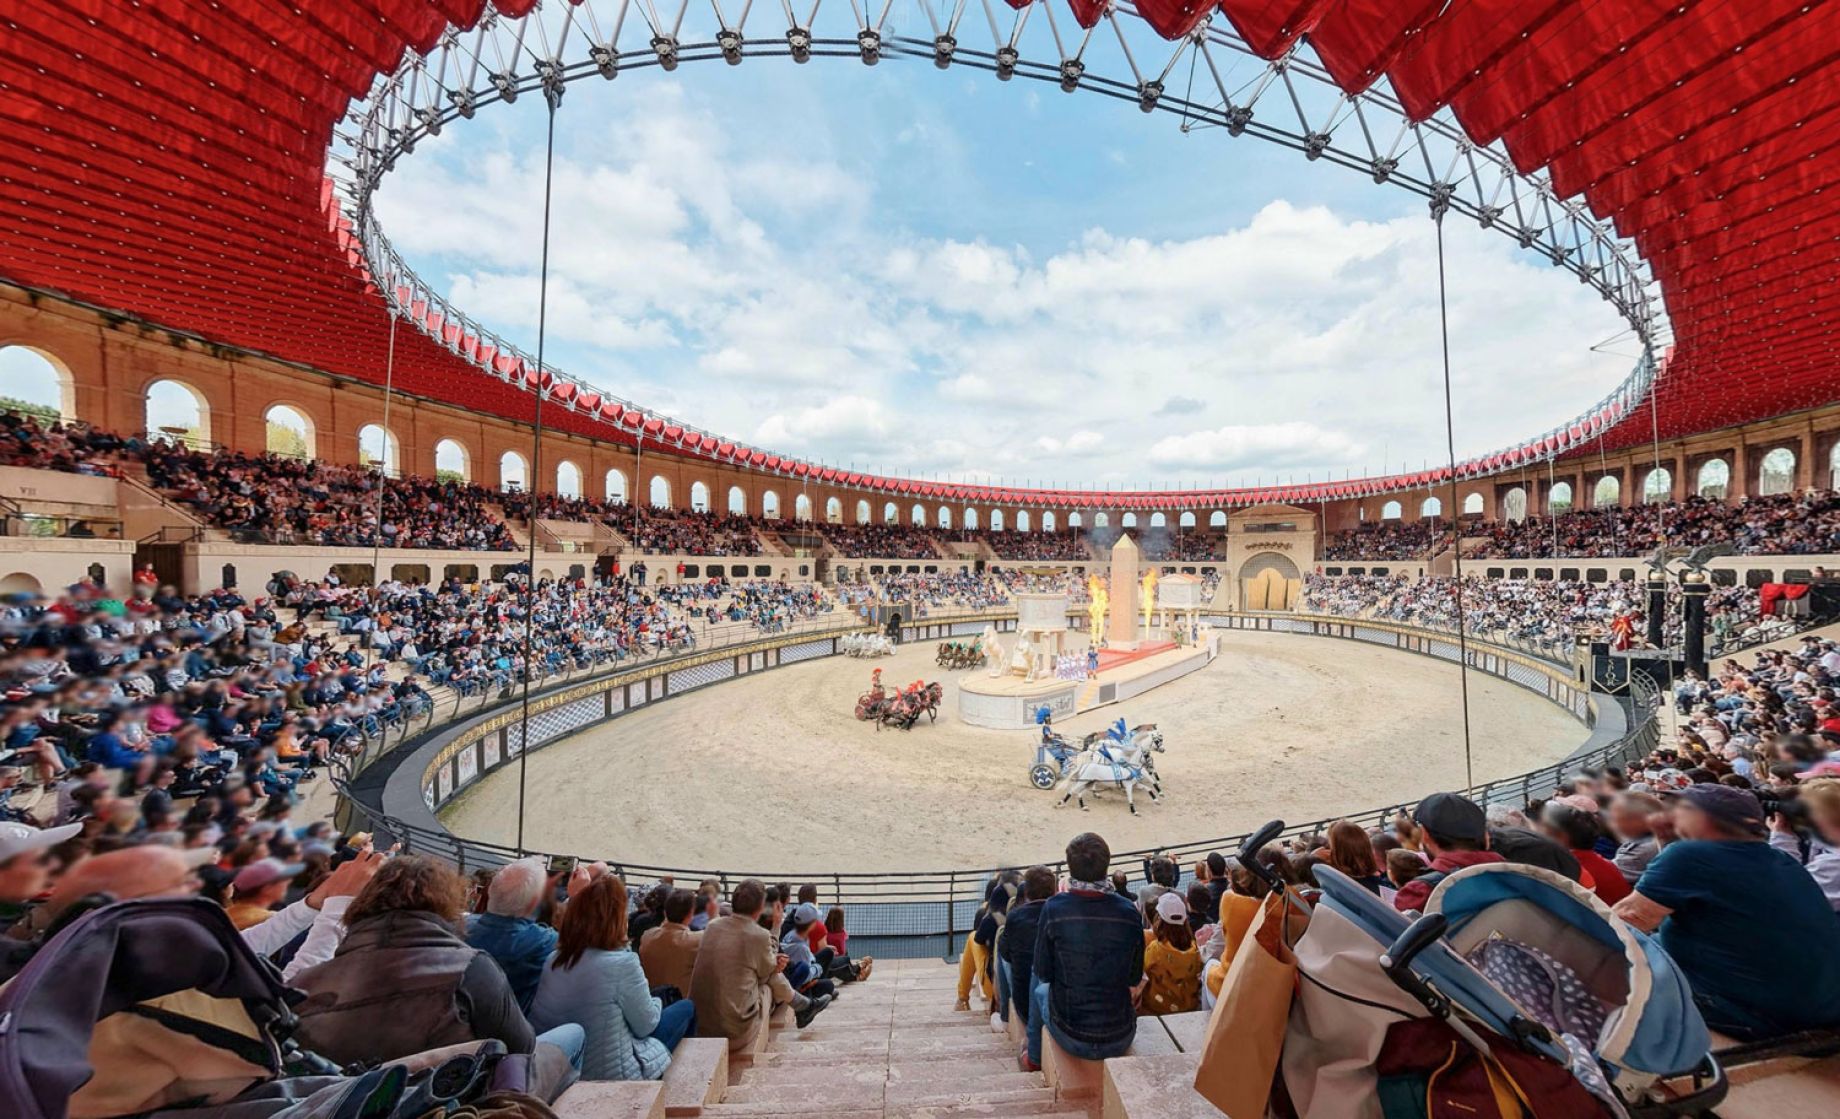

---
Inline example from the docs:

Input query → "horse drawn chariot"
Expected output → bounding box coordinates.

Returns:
[935,638,986,670]
[1028,709,1166,812]
[854,671,944,731]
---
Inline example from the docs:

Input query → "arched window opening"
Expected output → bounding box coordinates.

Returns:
[937,505,951,528]
[434,439,470,482]
[1696,459,1730,500]
[1759,448,1796,496]
[145,379,210,448]
[1546,482,1571,514]
[262,405,314,459]
[649,476,672,509]
[1462,492,1484,516]
[1121,512,1138,528]
[1642,467,1672,505]
[1503,488,1528,523]
[1150,512,1167,528]
[357,424,399,476]
[1209,510,1226,528]
[991,510,1006,532]
[762,491,781,519]
[854,499,870,525]
[0,345,73,420]
[1381,500,1403,521]
[883,502,898,524]
[1421,495,1444,518]
[823,497,841,523]
[1017,511,1031,532]
[1179,511,1196,528]
[728,486,747,515]
[965,508,979,530]
[1830,443,1840,489]
[1593,476,1620,508]
[556,460,583,499]
[1043,511,1058,532]
[605,469,628,504]
[689,481,711,512]
[1092,512,1108,528]
[497,450,528,492]
[911,503,925,525]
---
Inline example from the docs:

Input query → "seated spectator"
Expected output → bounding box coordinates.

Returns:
[0,820,80,928]
[467,856,561,1011]
[223,857,302,930]
[1137,892,1200,1016]
[1608,791,1664,880]
[1770,779,1840,912]
[1614,784,1840,1039]
[1392,793,1506,912]
[638,887,703,995]
[1540,799,1630,904]
[780,902,847,997]
[292,855,582,1067]
[998,866,1055,1031]
[1025,832,1142,1072]
[529,875,694,1081]
[690,878,828,1053]
[1321,819,1387,895]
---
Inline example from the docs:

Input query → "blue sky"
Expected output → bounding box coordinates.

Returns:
[367,51,1634,491]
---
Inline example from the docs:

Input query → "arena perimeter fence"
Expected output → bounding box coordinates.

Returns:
[333,606,1663,960]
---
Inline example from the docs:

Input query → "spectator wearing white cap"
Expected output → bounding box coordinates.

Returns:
[1136,891,1201,1016]
[0,820,82,926]
[224,857,304,930]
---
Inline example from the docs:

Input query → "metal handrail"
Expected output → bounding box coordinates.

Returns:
[333,617,1657,902]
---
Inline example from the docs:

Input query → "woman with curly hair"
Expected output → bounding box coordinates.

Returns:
[291,855,584,1067]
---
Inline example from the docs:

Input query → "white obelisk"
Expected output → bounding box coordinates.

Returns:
[1107,533,1140,649]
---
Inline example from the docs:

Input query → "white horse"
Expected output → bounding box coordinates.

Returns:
[1053,730,1166,814]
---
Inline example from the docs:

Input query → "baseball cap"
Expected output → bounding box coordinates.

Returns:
[791,902,821,927]
[1154,891,1189,925]
[1675,784,1766,837]
[1413,792,1487,843]
[232,857,304,894]
[0,821,81,862]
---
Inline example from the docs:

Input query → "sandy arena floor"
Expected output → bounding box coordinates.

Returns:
[439,629,1583,874]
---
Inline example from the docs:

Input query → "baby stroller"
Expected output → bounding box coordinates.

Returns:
[1238,821,1727,1119]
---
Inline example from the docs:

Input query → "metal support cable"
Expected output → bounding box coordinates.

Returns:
[1432,204,1477,790]
[516,95,559,856]
[363,313,401,680]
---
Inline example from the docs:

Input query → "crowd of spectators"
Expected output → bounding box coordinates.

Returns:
[1139,530,1229,561]
[980,530,1090,562]
[623,508,763,557]
[823,522,940,559]
[1324,518,1448,561]
[1300,573,1779,654]
[1468,491,1840,560]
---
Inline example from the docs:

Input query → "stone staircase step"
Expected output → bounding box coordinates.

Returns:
[719,1079,885,1110]
[662,1038,731,1117]
[555,1080,667,1119]
[885,1074,1051,1106]
[885,1101,1093,1119]
[1100,1053,1220,1119]
[886,1085,1057,1110]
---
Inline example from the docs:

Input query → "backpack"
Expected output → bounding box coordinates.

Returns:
[0,897,574,1119]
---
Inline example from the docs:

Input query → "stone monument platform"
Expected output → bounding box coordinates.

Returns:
[957,639,1214,729]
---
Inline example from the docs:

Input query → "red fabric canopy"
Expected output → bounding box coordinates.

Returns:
[2,1,1835,510]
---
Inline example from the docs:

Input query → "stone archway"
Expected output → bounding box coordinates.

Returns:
[1239,552,1302,611]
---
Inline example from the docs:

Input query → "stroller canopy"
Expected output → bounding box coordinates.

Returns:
[1427,862,1709,1079]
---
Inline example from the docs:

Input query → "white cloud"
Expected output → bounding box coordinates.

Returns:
[1148,422,1367,471]
[372,81,1632,487]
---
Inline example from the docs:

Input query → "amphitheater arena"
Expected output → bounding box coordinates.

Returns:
[4,3,1840,1117]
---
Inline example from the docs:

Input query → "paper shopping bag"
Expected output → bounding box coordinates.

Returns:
[1194,890,1308,1117]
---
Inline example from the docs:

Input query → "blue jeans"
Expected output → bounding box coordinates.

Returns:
[995,958,1012,1022]
[1028,981,1133,1067]
[535,1023,586,1070]
[651,999,696,1053]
